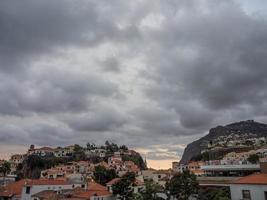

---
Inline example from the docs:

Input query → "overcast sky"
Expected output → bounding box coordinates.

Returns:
[0,0,267,169]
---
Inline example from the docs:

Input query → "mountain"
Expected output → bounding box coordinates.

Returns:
[180,120,267,164]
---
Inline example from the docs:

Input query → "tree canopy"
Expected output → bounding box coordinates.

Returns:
[112,172,136,199]
[247,154,259,164]
[93,165,117,186]
[0,161,11,176]
[166,171,199,200]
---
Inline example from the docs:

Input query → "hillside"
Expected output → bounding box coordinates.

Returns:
[180,120,267,164]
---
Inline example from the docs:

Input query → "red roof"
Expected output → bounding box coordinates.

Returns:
[74,182,112,198]
[0,179,25,197]
[87,182,107,191]
[25,179,69,186]
[106,178,120,185]
[232,173,267,185]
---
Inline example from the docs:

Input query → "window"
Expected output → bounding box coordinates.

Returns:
[264,191,267,200]
[242,190,251,200]
[25,186,31,194]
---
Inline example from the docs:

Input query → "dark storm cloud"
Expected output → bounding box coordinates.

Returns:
[0,70,117,115]
[1,0,267,163]
[0,0,135,72]
[142,0,267,131]
[65,104,127,132]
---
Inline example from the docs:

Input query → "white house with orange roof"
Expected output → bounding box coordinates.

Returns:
[0,179,25,200]
[32,147,54,157]
[20,179,85,200]
[230,173,267,200]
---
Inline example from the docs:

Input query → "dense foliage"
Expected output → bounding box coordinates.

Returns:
[122,154,147,170]
[137,180,164,200]
[112,172,136,199]
[166,171,199,200]
[198,187,230,200]
[93,165,117,185]
[247,154,259,164]
[0,161,11,176]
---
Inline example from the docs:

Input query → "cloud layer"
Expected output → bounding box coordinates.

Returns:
[0,0,267,166]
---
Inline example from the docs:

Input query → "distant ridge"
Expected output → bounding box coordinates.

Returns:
[180,120,267,164]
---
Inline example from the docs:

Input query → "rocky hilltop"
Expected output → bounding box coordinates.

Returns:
[180,120,267,164]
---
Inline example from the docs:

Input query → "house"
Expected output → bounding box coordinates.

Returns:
[9,154,25,172]
[230,173,267,200]
[85,149,106,158]
[141,169,156,181]
[31,182,114,200]
[0,179,25,200]
[31,147,54,157]
[54,147,73,157]
[20,179,83,200]
[152,170,172,187]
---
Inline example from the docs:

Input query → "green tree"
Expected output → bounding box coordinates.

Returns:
[122,154,147,170]
[74,144,83,152]
[140,180,163,200]
[86,142,96,150]
[166,171,199,200]
[105,141,119,153]
[94,165,117,185]
[198,187,230,200]
[112,172,136,199]
[247,154,259,164]
[0,161,11,185]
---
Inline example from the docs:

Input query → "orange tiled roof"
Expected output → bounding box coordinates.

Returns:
[87,182,107,191]
[106,178,120,185]
[25,178,69,186]
[74,182,112,198]
[0,179,25,197]
[232,173,267,185]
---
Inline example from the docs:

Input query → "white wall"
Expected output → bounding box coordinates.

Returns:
[230,184,267,200]
[21,184,81,200]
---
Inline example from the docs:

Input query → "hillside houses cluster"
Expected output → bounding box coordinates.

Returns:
[1,143,174,200]
[201,133,267,153]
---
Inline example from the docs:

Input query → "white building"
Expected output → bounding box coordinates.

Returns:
[230,173,267,200]
[20,179,83,200]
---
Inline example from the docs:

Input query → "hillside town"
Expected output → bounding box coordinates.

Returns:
[0,142,174,200]
[2,136,267,200]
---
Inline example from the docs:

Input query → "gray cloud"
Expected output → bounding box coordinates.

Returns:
[65,104,127,132]
[0,0,267,164]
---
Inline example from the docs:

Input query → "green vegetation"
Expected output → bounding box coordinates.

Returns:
[122,154,147,170]
[166,170,199,200]
[198,187,230,200]
[0,161,11,176]
[247,154,259,164]
[138,180,163,200]
[93,165,117,185]
[18,155,77,179]
[112,172,136,199]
